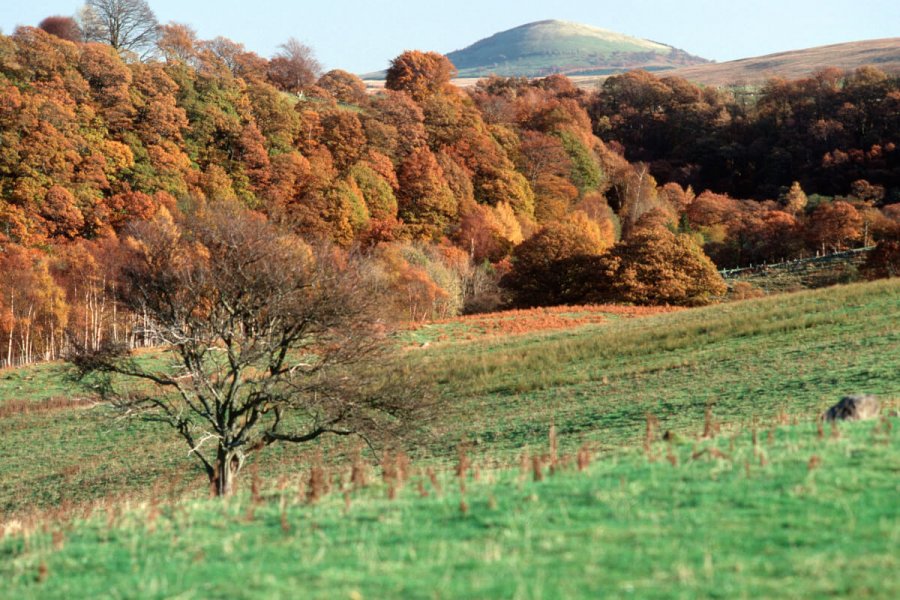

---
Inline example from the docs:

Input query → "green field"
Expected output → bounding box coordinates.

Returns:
[1,279,899,597]
[1,417,897,598]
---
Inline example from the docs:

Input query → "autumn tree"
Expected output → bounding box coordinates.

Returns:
[267,38,321,93]
[385,50,456,102]
[454,201,523,263]
[155,22,197,64]
[598,211,726,306]
[71,203,422,496]
[806,200,864,253]
[367,91,428,159]
[80,0,159,58]
[781,181,808,215]
[319,110,367,171]
[38,16,83,43]
[860,240,900,280]
[396,147,457,239]
[503,211,612,306]
[373,243,465,322]
[0,245,69,366]
[318,69,368,105]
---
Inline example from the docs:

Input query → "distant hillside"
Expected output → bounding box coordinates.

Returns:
[664,38,900,86]
[362,20,708,80]
[445,20,709,78]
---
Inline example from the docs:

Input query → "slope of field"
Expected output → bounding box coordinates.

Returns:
[2,416,897,598]
[1,279,899,521]
[664,38,900,86]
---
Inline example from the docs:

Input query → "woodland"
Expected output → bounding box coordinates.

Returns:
[1,12,899,369]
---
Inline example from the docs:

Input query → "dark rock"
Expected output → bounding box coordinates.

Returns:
[823,394,880,421]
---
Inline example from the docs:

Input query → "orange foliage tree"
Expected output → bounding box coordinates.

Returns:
[386,51,457,102]
[806,201,864,253]
[503,211,613,306]
[597,211,726,306]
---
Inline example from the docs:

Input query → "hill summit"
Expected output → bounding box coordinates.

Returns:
[444,20,709,78]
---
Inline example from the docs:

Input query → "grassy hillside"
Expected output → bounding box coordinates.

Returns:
[1,279,899,519]
[661,38,900,86]
[2,279,900,596]
[363,20,708,80]
[2,413,897,598]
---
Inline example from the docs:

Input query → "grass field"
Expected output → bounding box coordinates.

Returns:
[1,416,897,598]
[1,279,899,597]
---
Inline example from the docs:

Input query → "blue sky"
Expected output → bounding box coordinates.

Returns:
[3,1,898,73]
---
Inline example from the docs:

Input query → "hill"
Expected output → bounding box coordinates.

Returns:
[363,20,708,80]
[664,38,900,86]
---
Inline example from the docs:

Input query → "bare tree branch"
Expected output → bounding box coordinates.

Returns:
[70,202,427,496]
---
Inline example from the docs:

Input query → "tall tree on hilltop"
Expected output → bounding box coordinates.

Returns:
[267,38,321,93]
[318,69,368,105]
[79,0,159,58]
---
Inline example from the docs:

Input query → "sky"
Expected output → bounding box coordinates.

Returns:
[3,0,898,74]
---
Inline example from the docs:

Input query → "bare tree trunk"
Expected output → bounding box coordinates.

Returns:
[23,304,34,365]
[6,294,13,366]
[211,446,244,496]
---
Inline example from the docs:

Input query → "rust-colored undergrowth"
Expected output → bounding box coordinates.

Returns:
[408,304,679,342]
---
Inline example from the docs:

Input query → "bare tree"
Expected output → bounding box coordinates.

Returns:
[71,203,424,496]
[267,37,322,93]
[80,0,159,58]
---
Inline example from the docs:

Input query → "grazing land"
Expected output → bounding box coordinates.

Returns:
[664,37,900,86]
[1,401,897,598]
[1,279,899,597]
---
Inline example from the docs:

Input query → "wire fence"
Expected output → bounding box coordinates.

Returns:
[719,247,875,279]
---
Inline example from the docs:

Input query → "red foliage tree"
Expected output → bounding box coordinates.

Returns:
[317,69,368,105]
[266,38,321,92]
[38,16,83,43]
[860,240,900,280]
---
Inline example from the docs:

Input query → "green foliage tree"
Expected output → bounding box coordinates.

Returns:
[349,163,398,221]
[396,147,457,239]
[557,131,604,195]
